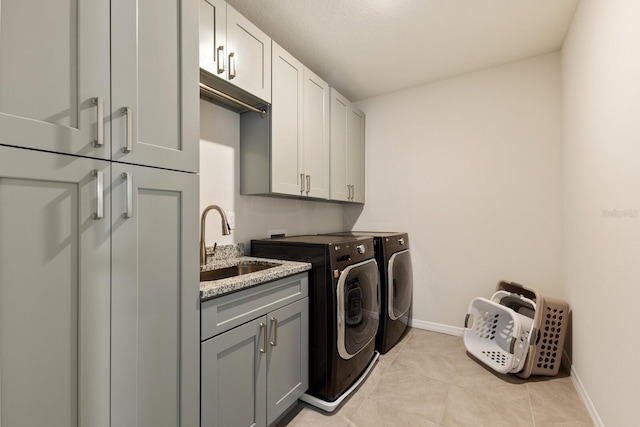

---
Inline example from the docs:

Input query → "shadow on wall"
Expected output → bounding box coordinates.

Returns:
[343,203,365,231]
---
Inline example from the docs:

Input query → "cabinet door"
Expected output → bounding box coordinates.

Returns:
[199,0,227,78]
[329,89,350,202]
[202,317,267,427]
[303,68,330,199]
[111,0,199,173]
[111,163,199,427]
[0,146,110,427]
[0,0,110,159]
[271,43,304,196]
[226,5,272,103]
[347,106,366,203]
[266,298,309,425]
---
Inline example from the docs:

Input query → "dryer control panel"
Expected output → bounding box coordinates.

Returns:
[331,237,374,272]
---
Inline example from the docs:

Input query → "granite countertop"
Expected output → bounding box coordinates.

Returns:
[200,243,311,301]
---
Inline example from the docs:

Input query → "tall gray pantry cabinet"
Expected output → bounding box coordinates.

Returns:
[0,1,200,426]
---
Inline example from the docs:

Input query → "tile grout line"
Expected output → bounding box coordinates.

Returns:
[525,382,537,427]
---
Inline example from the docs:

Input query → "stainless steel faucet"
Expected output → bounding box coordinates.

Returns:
[200,205,232,268]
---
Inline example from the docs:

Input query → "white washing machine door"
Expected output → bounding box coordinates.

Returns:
[388,249,413,321]
[336,258,379,360]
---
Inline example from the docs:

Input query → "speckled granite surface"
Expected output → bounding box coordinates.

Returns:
[200,244,311,301]
[203,242,245,263]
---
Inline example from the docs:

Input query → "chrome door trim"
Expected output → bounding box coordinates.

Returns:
[388,249,412,321]
[336,258,379,360]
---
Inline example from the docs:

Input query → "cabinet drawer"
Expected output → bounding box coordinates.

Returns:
[201,273,308,341]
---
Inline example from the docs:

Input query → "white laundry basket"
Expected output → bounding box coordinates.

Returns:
[463,297,530,374]
[490,291,536,373]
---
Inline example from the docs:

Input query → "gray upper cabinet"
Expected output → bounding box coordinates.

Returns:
[0,146,111,427]
[302,67,331,199]
[0,0,111,159]
[199,0,226,76]
[111,163,200,427]
[0,0,198,173]
[269,42,304,196]
[240,42,329,200]
[111,0,199,173]
[199,0,272,103]
[330,89,366,203]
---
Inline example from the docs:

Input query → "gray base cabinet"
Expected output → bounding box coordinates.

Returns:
[201,273,309,427]
[0,145,200,427]
[202,316,267,427]
[1,0,199,425]
[111,163,200,427]
[0,146,111,427]
[265,298,309,425]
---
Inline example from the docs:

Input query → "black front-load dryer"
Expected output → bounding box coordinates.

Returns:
[322,232,413,354]
[251,235,380,411]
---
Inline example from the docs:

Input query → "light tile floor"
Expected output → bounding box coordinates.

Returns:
[276,328,593,427]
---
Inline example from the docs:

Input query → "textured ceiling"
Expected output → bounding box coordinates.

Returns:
[225,0,579,101]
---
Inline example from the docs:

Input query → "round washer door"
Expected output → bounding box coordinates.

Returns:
[388,249,413,321]
[336,258,379,360]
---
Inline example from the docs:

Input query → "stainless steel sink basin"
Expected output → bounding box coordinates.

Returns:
[200,261,279,282]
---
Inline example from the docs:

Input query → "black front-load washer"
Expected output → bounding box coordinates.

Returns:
[322,232,413,354]
[251,235,380,411]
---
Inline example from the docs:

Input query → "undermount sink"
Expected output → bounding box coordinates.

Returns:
[200,261,280,282]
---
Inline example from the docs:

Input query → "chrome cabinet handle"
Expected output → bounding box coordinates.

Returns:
[259,323,266,353]
[91,97,104,147]
[228,52,236,79]
[121,172,133,219]
[306,175,310,195]
[270,317,278,346]
[91,170,104,220]
[121,107,133,153]
[348,184,353,200]
[216,46,225,74]
[300,173,305,194]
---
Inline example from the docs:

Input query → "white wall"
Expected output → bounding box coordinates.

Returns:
[562,1,640,425]
[346,52,564,328]
[200,100,344,252]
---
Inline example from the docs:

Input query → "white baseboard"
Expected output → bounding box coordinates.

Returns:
[408,318,464,336]
[563,350,604,427]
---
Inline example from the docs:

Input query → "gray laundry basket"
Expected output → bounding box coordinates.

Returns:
[496,281,570,378]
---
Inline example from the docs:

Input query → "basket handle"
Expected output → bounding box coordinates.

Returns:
[509,337,517,354]
[532,327,541,345]
[464,313,472,328]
